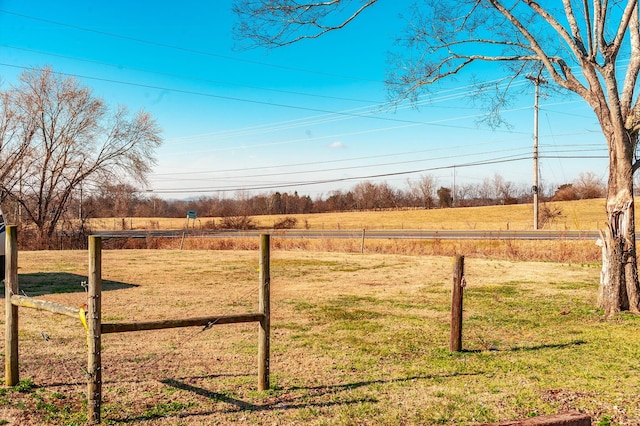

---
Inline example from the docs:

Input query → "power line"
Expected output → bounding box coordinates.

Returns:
[0,9,611,198]
[161,80,531,144]
[1,62,548,145]
[152,143,534,177]
[0,62,510,132]
[148,155,534,194]
[153,150,535,183]
[147,148,608,194]
[0,9,382,83]
[0,44,383,104]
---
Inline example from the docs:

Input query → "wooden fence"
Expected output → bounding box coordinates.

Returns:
[4,226,271,424]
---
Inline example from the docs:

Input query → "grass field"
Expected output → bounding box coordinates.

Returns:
[88,198,609,232]
[88,198,607,265]
[0,247,636,425]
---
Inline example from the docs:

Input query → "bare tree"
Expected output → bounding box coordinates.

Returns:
[0,67,162,248]
[477,177,494,206]
[235,1,640,316]
[408,174,438,209]
[353,181,379,210]
[574,171,606,199]
[455,182,478,206]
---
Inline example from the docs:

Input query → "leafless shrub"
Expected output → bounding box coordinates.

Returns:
[273,216,297,229]
[219,215,256,230]
[202,220,216,230]
[539,204,564,228]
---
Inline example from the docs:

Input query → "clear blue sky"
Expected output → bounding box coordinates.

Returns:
[0,1,608,199]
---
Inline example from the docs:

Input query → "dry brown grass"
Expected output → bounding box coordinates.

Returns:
[87,199,606,265]
[1,248,635,425]
[87,198,609,232]
[105,236,601,265]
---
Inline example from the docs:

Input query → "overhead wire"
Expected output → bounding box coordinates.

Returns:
[0,61,538,141]
[0,44,383,105]
[0,9,382,83]
[152,142,534,177]
[0,9,593,151]
[148,155,537,194]
[0,8,611,196]
[152,147,533,182]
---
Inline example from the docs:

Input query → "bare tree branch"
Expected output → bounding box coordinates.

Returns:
[0,67,162,248]
[234,0,377,48]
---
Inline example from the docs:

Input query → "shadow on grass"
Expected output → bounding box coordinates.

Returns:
[0,272,137,297]
[111,371,482,423]
[461,339,587,353]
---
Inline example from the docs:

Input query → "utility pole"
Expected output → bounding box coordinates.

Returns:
[526,74,546,230]
[452,165,456,207]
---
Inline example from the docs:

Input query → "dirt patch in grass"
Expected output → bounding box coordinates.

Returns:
[0,249,635,425]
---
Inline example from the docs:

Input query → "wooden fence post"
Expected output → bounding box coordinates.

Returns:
[87,236,102,424]
[450,255,465,352]
[258,234,270,391]
[5,226,19,386]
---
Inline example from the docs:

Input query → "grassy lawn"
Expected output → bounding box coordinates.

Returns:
[0,248,635,425]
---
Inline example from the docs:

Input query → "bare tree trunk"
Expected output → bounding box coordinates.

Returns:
[599,144,640,316]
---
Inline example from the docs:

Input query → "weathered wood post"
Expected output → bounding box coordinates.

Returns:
[450,255,465,352]
[87,236,102,424]
[258,234,270,391]
[5,226,19,386]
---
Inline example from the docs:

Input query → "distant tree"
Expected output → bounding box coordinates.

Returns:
[322,190,357,212]
[455,183,478,207]
[353,181,379,210]
[0,67,161,248]
[377,182,399,209]
[491,173,518,204]
[323,190,346,212]
[477,177,494,206]
[574,172,606,199]
[408,174,438,209]
[298,194,314,213]
[83,183,141,218]
[437,187,453,208]
[134,195,163,217]
[552,184,578,201]
[269,192,283,214]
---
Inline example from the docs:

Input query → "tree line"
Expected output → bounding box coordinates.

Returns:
[1,171,605,227]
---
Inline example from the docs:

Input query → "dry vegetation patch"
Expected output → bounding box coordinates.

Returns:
[88,198,608,232]
[0,248,636,425]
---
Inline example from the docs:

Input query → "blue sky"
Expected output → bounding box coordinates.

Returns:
[0,1,608,199]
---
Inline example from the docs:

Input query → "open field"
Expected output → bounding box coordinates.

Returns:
[84,198,607,264]
[0,248,637,425]
[87,198,609,232]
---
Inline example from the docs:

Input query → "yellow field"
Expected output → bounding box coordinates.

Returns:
[88,198,609,232]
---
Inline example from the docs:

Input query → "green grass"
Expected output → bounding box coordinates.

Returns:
[0,249,636,424]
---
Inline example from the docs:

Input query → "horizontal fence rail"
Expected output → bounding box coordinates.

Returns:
[10,295,80,319]
[91,229,602,241]
[102,312,265,334]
